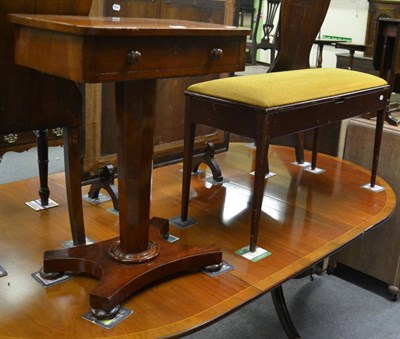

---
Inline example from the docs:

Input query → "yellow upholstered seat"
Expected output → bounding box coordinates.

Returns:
[187,68,387,109]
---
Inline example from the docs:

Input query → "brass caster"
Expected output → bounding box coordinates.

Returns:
[91,305,121,320]
[39,267,64,280]
[202,262,224,273]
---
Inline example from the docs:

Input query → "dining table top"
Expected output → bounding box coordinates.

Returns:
[0,144,396,338]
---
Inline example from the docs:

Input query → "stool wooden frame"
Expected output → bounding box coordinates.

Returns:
[181,82,390,252]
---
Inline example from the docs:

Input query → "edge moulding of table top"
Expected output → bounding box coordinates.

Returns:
[0,144,396,338]
[8,14,249,319]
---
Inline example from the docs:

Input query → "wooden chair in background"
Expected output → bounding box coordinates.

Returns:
[0,0,93,246]
[267,0,331,169]
[247,0,281,65]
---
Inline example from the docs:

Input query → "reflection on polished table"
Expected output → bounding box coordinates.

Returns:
[8,14,248,315]
[0,144,396,337]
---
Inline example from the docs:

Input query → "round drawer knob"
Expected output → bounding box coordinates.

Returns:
[127,50,142,65]
[210,48,223,61]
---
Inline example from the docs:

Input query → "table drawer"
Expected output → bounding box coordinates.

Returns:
[13,19,248,84]
[91,36,245,81]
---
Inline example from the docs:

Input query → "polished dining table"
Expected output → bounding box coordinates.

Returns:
[8,14,249,317]
[0,144,396,337]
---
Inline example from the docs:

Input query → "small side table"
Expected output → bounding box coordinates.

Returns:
[314,39,346,68]
[9,14,249,317]
[335,42,367,70]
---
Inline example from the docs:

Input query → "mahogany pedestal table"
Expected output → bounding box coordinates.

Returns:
[8,14,249,317]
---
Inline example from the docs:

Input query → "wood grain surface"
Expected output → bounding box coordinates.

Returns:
[0,144,395,338]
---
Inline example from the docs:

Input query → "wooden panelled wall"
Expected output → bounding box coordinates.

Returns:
[364,0,400,57]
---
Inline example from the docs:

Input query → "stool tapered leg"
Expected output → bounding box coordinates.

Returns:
[370,108,385,187]
[250,123,270,252]
[311,128,319,171]
[294,132,305,165]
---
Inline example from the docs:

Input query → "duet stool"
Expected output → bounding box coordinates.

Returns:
[180,68,389,252]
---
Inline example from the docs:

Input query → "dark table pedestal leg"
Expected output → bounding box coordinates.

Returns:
[271,285,301,339]
[87,164,119,210]
[35,129,50,206]
[192,142,224,183]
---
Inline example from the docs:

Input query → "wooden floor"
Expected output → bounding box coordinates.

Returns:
[0,144,396,338]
